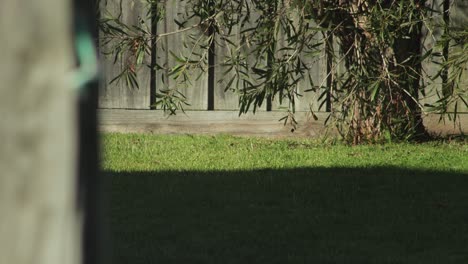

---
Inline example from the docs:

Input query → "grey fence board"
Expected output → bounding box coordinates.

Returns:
[156,0,208,110]
[421,0,467,113]
[213,24,241,110]
[99,0,151,109]
[452,0,468,112]
[421,0,444,111]
[213,7,269,111]
[272,17,326,112]
[453,0,468,27]
[99,109,468,136]
[100,109,332,137]
[99,0,466,114]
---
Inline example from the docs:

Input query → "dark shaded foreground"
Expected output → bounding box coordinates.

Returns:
[104,167,468,264]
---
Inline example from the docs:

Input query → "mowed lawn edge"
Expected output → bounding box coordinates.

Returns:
[103,133,468,264]
[102,133,468,172]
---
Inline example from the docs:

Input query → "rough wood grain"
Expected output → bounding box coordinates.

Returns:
[272,16,326,112]
[156,0,209,110]
[452,0,468,28]
[420,0,447,111]
[99,0,151,109]
[214,23,242,110]
[420,0,468,113]
[100,110,331,137]
[99,109,467,137]
[0,1,80,264]
[451,0,468,112]
[213,3,268,111]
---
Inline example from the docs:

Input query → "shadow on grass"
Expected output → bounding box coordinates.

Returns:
[104,167,468,264]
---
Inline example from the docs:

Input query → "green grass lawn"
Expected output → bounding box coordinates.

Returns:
[103,133,468,264]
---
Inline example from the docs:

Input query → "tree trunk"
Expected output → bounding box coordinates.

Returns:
[0,1,80,264]
[310,0,427,142]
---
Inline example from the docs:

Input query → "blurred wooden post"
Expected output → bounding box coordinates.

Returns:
[0,1,80,264]
[74,1,102,264]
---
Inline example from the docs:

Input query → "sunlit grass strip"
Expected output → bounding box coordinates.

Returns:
[102,133,468,172]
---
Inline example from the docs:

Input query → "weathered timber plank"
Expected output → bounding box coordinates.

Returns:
[99,109,467,137]
[421,0,447,111]
[272,15,326,112]
[156,0,208,110]
[330,34,348,112]
[99,0,151,109]
[452,0,468,28]
[451,1,468,112]
[213,23,241,110]
[420,0,468,113]
[213,4,268,111]
[100,110,331,137]
[0,0,80,263]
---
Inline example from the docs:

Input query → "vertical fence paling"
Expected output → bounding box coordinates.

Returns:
[99,0,151,109]
[99,0,466,113]
[150,2,158,109]
[421,0,468,114]
[271,14,327,112]
[421,0,444,112]
[213,3,269,111]
[155,0,208,110]
[451,0,468,113]
[213,23,242,110]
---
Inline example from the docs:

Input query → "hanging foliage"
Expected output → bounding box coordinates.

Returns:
[99,0,467,143]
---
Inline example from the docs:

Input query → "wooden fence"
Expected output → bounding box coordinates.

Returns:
[98,0,467,136]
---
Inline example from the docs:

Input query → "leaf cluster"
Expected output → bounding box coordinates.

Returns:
[99,0,467,143]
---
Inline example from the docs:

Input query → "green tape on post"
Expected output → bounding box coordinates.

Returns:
[73,21,99,93]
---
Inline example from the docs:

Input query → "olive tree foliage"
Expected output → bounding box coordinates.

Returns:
[99,0,467,143]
